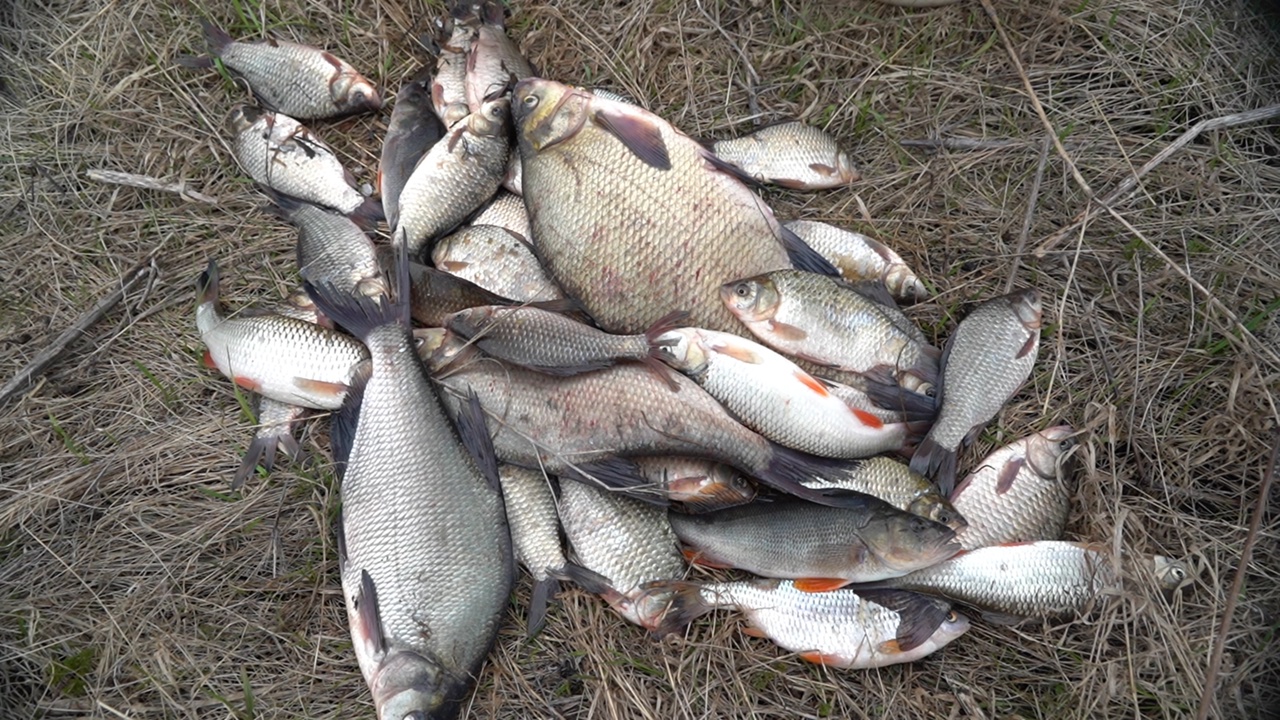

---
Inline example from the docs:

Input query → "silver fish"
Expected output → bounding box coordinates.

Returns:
[381,68,446,229]
[783,220,927,302]
[431,225,564,302]
[273,195,385,299]
[499,464,567,636]
[711,121,861,190]
[801,456,966,532]
[471,190,530,241]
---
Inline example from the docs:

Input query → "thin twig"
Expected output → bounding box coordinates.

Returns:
[901,137,1040,151]
[1005,136,1051,293]
[1035,103,1280,257]
[0,260,155,406]
[1195,431,1279,720]
[86,168,219,204]
[978,0,1094,200]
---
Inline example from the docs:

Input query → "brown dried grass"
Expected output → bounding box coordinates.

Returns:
[2,0,1279,718]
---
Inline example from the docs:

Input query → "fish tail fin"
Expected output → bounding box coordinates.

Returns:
[756,445,877,508]
[641,310,689,390]
[305,242,411,338]
[644,581,715,638]
[196,259,219,308]
[780,224,840,277]
[233,434,278,491]
[526,575,559,638]
[559,457,668,506]
[550,562,613,596]
[349,195,384,231]
[174,54,214,69]
[478,0,507,26]
[860,376,937,423]
[909,436,958,497]
[199,19,233,56]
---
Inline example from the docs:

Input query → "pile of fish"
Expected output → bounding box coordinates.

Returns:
[181,4,1191,718]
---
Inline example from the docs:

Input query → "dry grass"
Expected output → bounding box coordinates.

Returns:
[2,0,1279,718]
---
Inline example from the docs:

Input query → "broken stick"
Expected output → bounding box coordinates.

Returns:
[86,169,218,205]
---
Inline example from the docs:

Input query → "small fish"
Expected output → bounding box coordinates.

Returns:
[632,457,757,513]
[432,225,565,302]
[401,256,558,327]
[669,496,961,589]
[783,220,927,302]
[910,289,1042,495]
[858,541,1191,620]
[498,464,569,636]
[429,15,475,127]
[270,194,385,299]
[654,327,914,459]
[234,397,309,491]
[721,269,939,396]
[801,456,966,532]
[229,106,379,221]
[380,68,447,229]
[180,21,381,119]
[195,260,369,410]
[950,426,1075,550]
[711,121,861,190]
[395,99,512,257]
[461,1,536,112]
[445,306,683,382]
[471,191,530,241]
[555,480,687,631]
[653,579,970,667]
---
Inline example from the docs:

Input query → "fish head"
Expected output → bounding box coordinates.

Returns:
[370,649,459,720]
[719,275,780,323]
[468,97,512,138]
[1152,556,1194,591]
[651,329,705,373]
[412,327,471,371]
[1025,424,1078,480]
[874,514,962,572]
[936,608,971,644]
[907,493,968,532]
[513,78,592,156]
[334,72,382,113]
[442,102,471,128]
[835,150,863,184]
[442,306,490,338]
[668,464,756,511]
[1008,288,1043,331]
[228,104,264,134]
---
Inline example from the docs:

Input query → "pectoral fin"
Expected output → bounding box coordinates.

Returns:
[592,108,671,170]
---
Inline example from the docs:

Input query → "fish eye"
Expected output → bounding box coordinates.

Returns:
[523,94,539,108]
[734,283,750,298]
[946,610,959,623]
[1171,567,1187,581]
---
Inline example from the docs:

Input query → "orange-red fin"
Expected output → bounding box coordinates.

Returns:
[293,377,349,398]
[714,341,762,364]
[792,577,850,593]
[202,349,218,369]
[851,407,884,429]
[438,260,469,272]
[799,650,845,666]
[681,548,734,569]
[232,375,262,392]
[809,162,837,177]
[877,639,903,654]
[767,319,808,341]
[794,371,829,397]
[1016,333,1038,359]
[742,625,769,638]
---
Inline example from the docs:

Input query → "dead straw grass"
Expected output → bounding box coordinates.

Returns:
[3,0,1279,718]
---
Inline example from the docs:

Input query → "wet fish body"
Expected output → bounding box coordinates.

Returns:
[910,289,1042,495]
[499,464,567,635]
[801,456,966,531]
[402,258,538,327]
[951,426,1075,550]
[712,121,861,190]
[655,579,969,667]
[556,481,686,630]
[381,69,447,229]
[230,106,375,218]
[430,16,475,127]
[462,2,535,112]
[471,191,530,240]
[432,225,564,302]
[195,260,369,410]
[275,195,384,299]
[670,497,960,587]
[514,78,833,335]
[186,21,380,119]
[783,220,926,302]
[722,269,939,395]
[396,99,511,256]
[306,253,512,720]
[633,457,757,512]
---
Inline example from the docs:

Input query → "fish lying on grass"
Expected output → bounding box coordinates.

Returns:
[270,194,385,299]
[513,78,837,336]
[180,20,381,119]
[555,481,685,632]
[950,426,1075,550]
[306,248,512,720]
[783,220,927,302]
[654,327,915,458]
[854,540,1191,621]
[230,106,380,221]
[669,497,961,589]
[432,225,565,302]
[195,259,369,410]
[632,457,757,513]
[653,579,970,667]
[801,456,966,531]
[380,68,446,229]
[235,398,308,491]
[910,289,1042,495]
[711,121,861,190]
[429,14,474,128]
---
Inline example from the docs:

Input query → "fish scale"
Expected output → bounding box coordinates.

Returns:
[711,121,861,190]
[432,226,564,302]
[800,456,966,531]
[783,220,926,302]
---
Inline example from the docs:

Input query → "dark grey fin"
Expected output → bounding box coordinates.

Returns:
[701,150,765,188]
[592,107,671,170]
[233,434,280,491]
[860,378,937,422]
[517,359,614,377]
[910,436,959,497]
[779,225,841,277]
[981,609,1029,626]
[756,446,881,509]
[852,589,950,653]
[199,19,233,56]
[558,457,666,505]
[644,581,715,638]
[328,369,367,484]
[336,516,349,571]
[525,298,583,315]
[995,457,1025,495]
[1016,332,1038,359]
[196,259,219,307]
[844,278,899,310]
[356,569,389,656]
[175,54,214,69]
[348,195,385,231]
[526,575,560,638]
[551,562,614,596]
[305,240,411,337]
[454,389,501,492]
